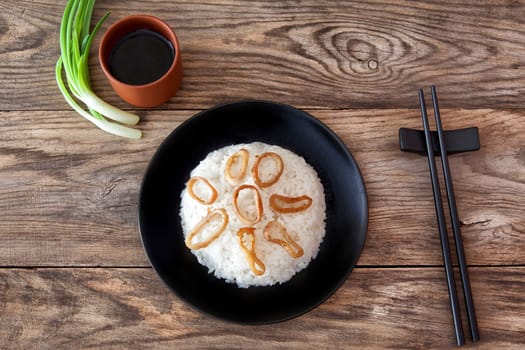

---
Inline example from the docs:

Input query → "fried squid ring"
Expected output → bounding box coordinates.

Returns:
[251,152,283,188]
[185,208,229,250]
[269,194,313,213]
[263,220,304,258]
[224,149,249,185]
[187,176,218,205]
[233,184,263,225]
[237,227,265,276]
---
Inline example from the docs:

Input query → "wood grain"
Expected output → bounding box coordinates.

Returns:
[2,0,525,111]
[2,1,524,348]
[0,267,523,349]
[1,108,523,267]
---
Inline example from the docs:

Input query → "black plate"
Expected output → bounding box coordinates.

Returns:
[138,101,368,324]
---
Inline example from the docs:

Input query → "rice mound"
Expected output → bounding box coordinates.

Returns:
[179,142,326,288]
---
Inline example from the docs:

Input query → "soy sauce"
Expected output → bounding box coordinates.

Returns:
[108,29,174,85]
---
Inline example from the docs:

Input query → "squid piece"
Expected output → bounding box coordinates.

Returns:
[187,176,218,205]
[269,194,313,213]
[251,152,283,188]
[237,227,266,276]
[233,184,263,225]
[224,148,249,185]
[263,220,304,258]
[185,208,229,250]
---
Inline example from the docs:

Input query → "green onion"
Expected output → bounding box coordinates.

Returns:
[56,0,142,139]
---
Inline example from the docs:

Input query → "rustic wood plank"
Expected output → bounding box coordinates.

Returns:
[2,0,525,111]
[0,267,523,349]
[0,108,523,266]
[0,109,180,267]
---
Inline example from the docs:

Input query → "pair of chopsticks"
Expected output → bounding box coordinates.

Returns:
[418,86,480,346]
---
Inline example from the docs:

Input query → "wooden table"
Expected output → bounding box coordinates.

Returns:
[1,1,524,348]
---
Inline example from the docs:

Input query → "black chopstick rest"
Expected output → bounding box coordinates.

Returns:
[399,127,480,155]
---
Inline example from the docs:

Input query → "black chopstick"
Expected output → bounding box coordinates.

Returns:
[419,89,465,346]
[431,86,480,342]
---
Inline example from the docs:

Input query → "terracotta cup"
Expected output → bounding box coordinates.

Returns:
[99,15,183,107]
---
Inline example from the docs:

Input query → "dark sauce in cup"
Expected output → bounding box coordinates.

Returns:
[108,29,174,85]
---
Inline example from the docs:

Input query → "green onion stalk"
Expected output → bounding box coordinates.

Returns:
[56,0,142,139]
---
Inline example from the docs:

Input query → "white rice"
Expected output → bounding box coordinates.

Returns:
[179,142,326,288]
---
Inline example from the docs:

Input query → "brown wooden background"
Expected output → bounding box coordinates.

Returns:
[1,0,524,348]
